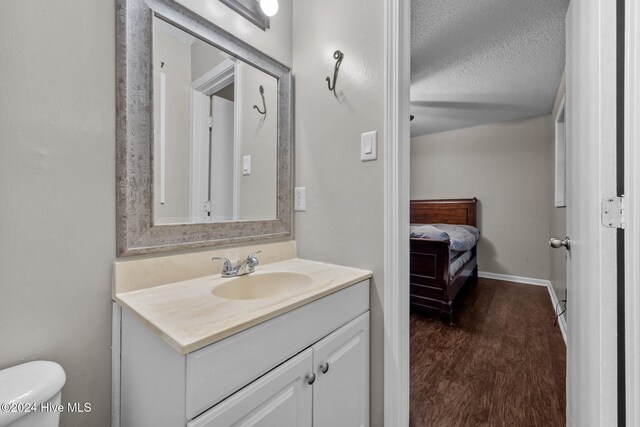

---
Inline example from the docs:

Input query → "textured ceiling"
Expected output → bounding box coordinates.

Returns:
[411,0,569,137]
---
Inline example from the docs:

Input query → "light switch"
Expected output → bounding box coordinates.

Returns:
[242,155,251,175]
[294,187,306,211]
[361,131,378,161]
[364,139,373,155]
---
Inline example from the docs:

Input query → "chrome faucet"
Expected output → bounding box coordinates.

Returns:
[212,251,261,278]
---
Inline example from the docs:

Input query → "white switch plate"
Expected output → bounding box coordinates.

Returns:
[242,155,251,175]
[294,187,306,211]
[361,131,378,161]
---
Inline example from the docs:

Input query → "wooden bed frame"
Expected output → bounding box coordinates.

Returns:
[410,198,479,324]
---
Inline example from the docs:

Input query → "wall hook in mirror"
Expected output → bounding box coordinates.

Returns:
[326,50,344,94]
[253,85,267,116]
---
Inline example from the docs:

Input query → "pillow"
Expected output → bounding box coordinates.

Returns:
[410,225,449,241]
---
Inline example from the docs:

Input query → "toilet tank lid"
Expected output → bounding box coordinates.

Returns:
[0,361,66,423]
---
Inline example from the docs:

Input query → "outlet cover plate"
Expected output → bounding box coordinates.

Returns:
[361,131,378,161]
[294,187,306,211]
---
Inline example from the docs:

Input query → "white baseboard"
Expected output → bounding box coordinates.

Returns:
[546,282,568,344]
[478,271,567,344]
[477,271,549,287]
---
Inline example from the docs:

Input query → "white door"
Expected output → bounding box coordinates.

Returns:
[188,348,313,427]
[565,0,619,425]
[210,95,235,222]
[312,312,370,427]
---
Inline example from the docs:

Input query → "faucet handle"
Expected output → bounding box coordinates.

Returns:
[212,256,234,272]
[247,251,262,265]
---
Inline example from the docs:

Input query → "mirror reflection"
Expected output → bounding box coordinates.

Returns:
[153,17,278,225]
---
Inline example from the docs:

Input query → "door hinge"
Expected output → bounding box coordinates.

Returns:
[204,200,212,216]
[208,116,213,129]
[601,196,625,229]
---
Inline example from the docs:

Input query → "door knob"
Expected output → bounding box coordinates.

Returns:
[319,362,330,374]
[550,236,570,250]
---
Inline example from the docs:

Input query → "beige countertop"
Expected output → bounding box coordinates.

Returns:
[115,258,372,354]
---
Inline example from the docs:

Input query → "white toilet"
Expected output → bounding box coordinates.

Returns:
[0,361,66,427]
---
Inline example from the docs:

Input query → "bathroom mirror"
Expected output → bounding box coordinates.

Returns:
[153,17,278,225]
[116,0,292,256]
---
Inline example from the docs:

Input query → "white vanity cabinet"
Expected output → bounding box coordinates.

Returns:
[191,312,369,427]
[312,313,369,427]
[189,348,314,427]
[118,280,370,427]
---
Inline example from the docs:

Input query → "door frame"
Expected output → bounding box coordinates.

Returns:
[625,0,640,423]
[383,0,410,425]
[189,59,239,222]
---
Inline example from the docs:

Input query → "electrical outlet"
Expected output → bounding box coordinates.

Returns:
[294,187,306,211]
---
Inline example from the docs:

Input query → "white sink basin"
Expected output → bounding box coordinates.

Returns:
[212,272,314,300]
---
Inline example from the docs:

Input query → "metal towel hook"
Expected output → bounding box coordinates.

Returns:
[326,50,344,94]
[253,85,267,116]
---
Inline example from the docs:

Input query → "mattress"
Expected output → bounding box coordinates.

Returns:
[449,250,473,277]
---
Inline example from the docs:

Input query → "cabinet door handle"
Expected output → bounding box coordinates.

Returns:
[319,362,330,374]
[306,373,316,385]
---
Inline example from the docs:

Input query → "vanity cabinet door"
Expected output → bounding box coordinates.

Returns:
[188,348,313,427]
[312,311,370,427]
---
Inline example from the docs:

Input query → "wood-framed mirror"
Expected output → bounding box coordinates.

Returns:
[116,0,292,257]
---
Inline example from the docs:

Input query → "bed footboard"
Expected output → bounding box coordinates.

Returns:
[410,198,479,324]
[409,238,451,313]
[410,239,477,324]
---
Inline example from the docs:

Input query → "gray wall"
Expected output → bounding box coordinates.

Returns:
[292,0,386,424]
[0,0,115,425]
[190,40,227,82]
[411,115,555,280]
[236,62,278,221]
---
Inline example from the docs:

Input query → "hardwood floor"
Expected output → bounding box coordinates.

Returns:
[410,278,566,427]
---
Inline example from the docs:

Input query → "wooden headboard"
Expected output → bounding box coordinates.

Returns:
[410,198,477,227]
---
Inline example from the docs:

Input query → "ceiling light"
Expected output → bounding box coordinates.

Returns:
[259,0,278,17]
